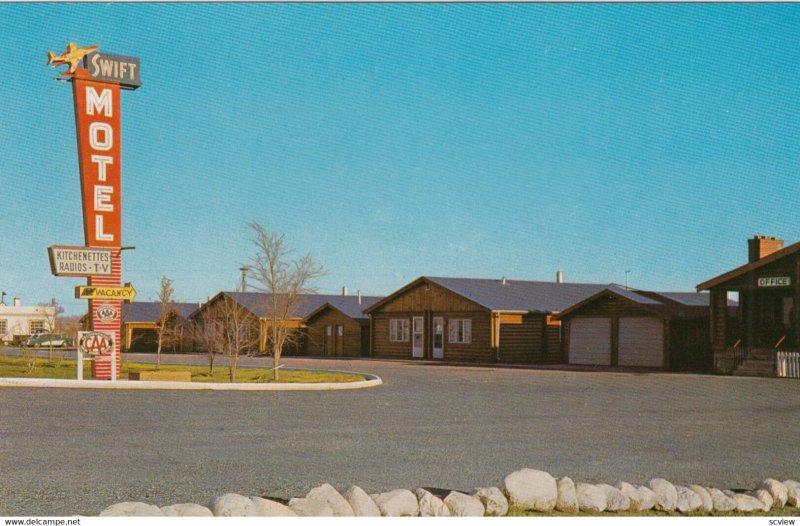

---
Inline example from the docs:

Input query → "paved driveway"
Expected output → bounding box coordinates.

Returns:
[1,354,799,515]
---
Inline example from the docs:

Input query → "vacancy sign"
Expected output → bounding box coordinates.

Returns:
[48,245,113,277]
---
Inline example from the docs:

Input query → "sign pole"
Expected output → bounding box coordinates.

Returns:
[77,349,83,381]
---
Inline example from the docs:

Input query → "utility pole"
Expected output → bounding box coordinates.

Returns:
[239,266,250,292]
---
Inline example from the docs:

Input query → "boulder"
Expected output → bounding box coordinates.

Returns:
[708,488,736,512]
[502,468,558,511]
[208,494,254,517]
[556,477,579,514]
[444,491,485,517]
[597,484,630,512]
[372,489,419,517]
[416,489,450,517]
[635,485,659,511]
[471,487,508,517]
[759,479,789,508]
[724,490,763,513]
[576,483,607,513]
[646,478,678,511]
[99,502,163,517]
[288,497,333,517]
[250,497,297,516]
[614,482,643,512]
[675,486,703,513]
[784,480,800,507]
[161,503,214,517]
[305,483,354,516]
[688,485,713,512]
[343,486,381,517]
[746,490,773,512]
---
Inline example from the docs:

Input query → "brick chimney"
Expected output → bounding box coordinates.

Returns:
[748,235,784,263]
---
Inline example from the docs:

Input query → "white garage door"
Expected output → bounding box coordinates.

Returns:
[618,317,664,368]
[569,318,611,365]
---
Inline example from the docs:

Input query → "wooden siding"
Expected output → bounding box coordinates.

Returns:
[306,309,366,357]
[498,314,546,363]
[373,281,486,314]
[372,312,492,362]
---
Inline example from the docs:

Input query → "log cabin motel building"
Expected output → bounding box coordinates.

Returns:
[697,236,800,376]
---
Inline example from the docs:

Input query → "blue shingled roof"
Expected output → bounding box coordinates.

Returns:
[220,292,380,319]
[122,302,199,323]
[424,276,611,313]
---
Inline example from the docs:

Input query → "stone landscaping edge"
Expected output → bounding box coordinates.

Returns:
[97,469,800,517]
[0,371,382,391]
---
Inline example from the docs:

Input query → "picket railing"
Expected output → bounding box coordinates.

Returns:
[777,351,800,378]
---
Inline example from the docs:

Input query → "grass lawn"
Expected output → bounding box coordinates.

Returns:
[507,506,800,517]
[0,354,366,383]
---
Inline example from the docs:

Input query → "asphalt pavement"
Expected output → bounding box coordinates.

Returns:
[1,353,799,515]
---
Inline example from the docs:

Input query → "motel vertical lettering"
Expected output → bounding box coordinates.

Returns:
[72,77,121,246]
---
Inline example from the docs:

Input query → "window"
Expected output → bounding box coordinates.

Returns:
[337,325,344,337]
[449,319,472,344]
[389,319,410,342]
[0,319,6,334]
[326,325,332,336]
[29,320,45,334]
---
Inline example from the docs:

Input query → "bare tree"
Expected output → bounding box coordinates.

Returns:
[155,276,180,370]
[247,221,325,381]
[191,291,259,382]
[39,298,64,363]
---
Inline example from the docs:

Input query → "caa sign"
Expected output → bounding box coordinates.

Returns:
[78,331,115,355]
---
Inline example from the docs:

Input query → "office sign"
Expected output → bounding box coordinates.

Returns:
[48,245,113,277]
[758,276,791,288]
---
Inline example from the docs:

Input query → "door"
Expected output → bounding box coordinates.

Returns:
[432,317,444,359]
[569,317,611,365]
[618,317,663,367]
[412,316,424,358]
[335,325,344,356]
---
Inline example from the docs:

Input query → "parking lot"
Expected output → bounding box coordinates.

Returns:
[1,354,799,515]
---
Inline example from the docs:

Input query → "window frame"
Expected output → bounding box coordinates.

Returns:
[448,319,472,344]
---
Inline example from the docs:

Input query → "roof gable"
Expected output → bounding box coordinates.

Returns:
[365,276,610,314]
[304,295,384,321]
[697,240,800,291]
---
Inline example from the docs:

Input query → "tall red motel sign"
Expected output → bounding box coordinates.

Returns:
[47,42,141,379]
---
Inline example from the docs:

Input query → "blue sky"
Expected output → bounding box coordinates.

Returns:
[1,3,799,314]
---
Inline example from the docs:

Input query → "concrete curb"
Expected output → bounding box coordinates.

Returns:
[0,371,383,391]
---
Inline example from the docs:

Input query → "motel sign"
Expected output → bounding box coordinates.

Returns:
[47,42,140,379]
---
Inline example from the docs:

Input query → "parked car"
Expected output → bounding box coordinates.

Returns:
[23,333,73,348]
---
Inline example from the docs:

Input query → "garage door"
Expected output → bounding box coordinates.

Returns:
[569,318,611,365]
[618,317,663,368]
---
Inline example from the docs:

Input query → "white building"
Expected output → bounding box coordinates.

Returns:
[0,297,56,344]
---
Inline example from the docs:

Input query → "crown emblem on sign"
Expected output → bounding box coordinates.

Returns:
[46,42,99,74]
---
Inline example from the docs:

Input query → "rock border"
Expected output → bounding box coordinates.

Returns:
[97,470,800,517]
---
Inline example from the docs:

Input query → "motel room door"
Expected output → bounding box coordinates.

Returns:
[432,316,444,359]
[412,316,424,358]
[335,325,344,356]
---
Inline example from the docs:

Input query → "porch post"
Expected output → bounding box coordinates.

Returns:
[795,256,800,349]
